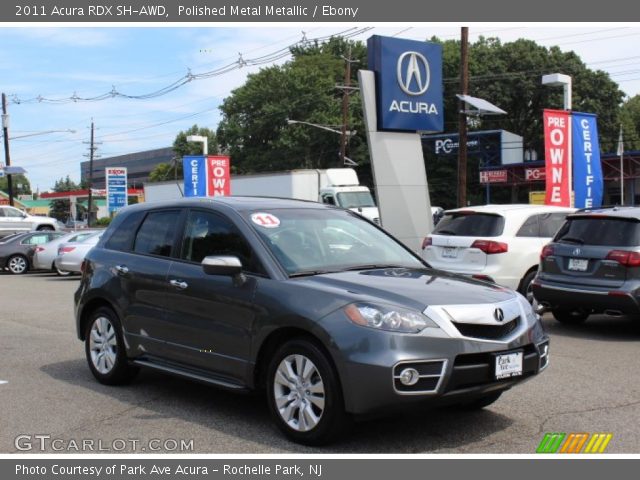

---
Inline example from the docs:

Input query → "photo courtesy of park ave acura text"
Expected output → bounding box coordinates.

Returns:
[2,4,640,462]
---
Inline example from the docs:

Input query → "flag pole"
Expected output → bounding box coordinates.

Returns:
[618,125,624,205]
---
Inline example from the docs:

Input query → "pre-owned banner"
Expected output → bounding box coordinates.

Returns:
[572,112,603,208]
[183,156,207,197]
[206,156,231,196]
[543,109,571,207]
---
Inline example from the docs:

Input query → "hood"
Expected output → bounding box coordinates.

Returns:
[294,267,515,311]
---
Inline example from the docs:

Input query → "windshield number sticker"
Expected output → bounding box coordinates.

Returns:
[251,213,281,228]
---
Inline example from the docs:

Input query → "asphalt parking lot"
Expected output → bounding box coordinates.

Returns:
[2,272,640,453]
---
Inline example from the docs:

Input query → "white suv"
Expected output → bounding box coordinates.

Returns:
[0,205,60,238]
[422,204,575,301]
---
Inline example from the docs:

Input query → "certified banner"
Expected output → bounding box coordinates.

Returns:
[572,112,603,208]
[543,109,571,207]
[182,156,207,197]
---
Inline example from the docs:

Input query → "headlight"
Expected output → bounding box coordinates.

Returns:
[344,303,439,334]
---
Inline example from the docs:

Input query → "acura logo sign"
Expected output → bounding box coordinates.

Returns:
[397,51,430,96]
[494,308,505,323]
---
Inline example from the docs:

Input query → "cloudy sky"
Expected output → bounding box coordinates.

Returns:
[1,25,640,191]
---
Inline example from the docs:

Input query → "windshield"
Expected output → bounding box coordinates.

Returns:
[336,191,376,209]
[245,208,424,275]
[433,212,505,237]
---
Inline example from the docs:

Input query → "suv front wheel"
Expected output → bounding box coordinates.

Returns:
[552,308,589,324]
[266,338,350,445]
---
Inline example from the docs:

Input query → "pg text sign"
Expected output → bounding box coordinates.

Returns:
[543,110,571,207]
[106,167,127,213]
[368,35,443,132]
[183,155,231,197]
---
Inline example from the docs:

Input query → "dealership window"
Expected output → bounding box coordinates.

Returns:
[180,210,264,275]
[133,210,180,257]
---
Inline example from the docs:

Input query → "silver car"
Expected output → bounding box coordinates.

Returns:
[54,231,103,274]
[33,230,100,275]
[0,205,61,238]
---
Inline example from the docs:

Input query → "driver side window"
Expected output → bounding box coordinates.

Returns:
[181,210,264,275]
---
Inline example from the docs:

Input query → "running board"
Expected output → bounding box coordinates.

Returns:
[132,359,248,392]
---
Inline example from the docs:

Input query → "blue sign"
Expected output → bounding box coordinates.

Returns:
[183,156,207,197]
[572,112,603,209]
[106,167,128,213]
[368,35,443,133]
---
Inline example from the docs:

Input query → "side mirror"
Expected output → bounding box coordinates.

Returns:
[201,255,243,276]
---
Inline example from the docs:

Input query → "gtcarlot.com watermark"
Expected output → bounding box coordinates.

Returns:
[15,435,194,452]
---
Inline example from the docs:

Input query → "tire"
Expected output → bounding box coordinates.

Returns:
[552,308,589,324]
[266,338,350,445]
[84,306,138,385]
[55,266,71,277]
[519,270,538,305]
[37,225,54,231]
[7,255,28,274]
[460,391,503,410]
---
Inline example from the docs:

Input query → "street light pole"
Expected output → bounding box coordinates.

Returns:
[2,93,14,206]
[186,135,208,156]
[457,27,469,208]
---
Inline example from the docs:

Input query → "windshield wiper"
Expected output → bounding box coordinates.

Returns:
[435,229,457,235]
[288,270,336,278]
[558,236,585,245]
[339,264,410,272]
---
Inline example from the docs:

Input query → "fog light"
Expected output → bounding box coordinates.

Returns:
[399,368,420,386]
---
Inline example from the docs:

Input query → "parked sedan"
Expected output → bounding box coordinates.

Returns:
[75,197,549,445]
[0,231,65,274]
[33,230,100,275]
[55,231,103,274]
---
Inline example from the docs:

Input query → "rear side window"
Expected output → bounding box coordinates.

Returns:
[104,211,145,252]
[516,215,540,237]
[133,210,181,257]
[539,212,570,238]
[555,217,640,247]
[433,213,505,237]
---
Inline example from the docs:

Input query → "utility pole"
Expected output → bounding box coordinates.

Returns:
[83,121,99,227]
[457,27,469,208]
[339,46,358,167]
[2,93,14,206]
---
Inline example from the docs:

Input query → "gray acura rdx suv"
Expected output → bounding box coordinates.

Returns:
[75,197,549,444]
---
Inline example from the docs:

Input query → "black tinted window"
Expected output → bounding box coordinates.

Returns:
[181,210,263,274]
[133,210,180,257]
[555,217,640,247]
[105,211,145,252]
[539,212,570,238]
[433,213,505,237]
[516,215,540,237]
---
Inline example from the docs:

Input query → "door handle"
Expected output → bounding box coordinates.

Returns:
[169,279,188,290]
[115,265,129,275]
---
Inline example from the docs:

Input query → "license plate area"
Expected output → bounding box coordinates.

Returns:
[568,258,589,271]
[494,350,523,380]
[442,247,458,259]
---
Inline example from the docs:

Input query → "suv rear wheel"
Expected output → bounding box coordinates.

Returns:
[84,307,138,385]
[552,308,589,324]
[266,338,350,445]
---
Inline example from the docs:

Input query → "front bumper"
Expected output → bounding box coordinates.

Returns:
[533,280,640,315]
[320,308,548,415]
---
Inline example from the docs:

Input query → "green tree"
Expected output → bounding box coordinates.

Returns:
[148,124,218,182]
[48,176,81,221]
[217,37,368,173]
[619,95,640,151]
[0,174,31,196]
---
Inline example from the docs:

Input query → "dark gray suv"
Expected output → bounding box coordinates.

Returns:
[75,197,549,444]
[533,206,640,324]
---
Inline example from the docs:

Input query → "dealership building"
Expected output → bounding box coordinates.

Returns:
[80,147,174,189]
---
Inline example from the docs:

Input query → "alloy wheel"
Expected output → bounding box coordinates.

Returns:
[273,354,325,432]
[8,256,27,274]
[89,316,118,374]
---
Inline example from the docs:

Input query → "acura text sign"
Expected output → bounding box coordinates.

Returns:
[106,167,127,213]
[368,35,443,132]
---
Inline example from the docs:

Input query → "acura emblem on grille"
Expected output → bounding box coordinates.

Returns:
[494,308,505,322]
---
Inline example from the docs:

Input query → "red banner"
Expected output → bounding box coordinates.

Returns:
[543,109,571,206]
[206,156,231,197]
